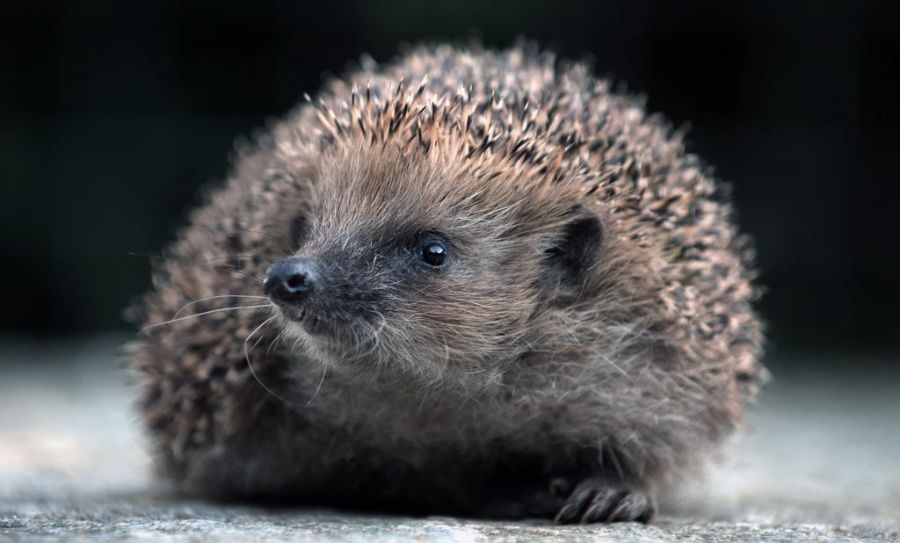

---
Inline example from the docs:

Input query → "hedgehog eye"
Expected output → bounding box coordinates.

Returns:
[420,240,448,267]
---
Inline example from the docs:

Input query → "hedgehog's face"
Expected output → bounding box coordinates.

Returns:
[265,147,604,386]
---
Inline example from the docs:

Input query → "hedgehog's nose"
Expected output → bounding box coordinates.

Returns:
[264,257,317,305]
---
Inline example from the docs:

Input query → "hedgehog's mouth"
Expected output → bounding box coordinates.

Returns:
[275,307,333,336]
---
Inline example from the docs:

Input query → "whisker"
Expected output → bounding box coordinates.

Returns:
[141,304,273,332]
[355,314,387,360]
[172,295,271,319]
[249,323,269,352]
[244,316,297,408]
[306,362,328,407]
[266,329,287,358]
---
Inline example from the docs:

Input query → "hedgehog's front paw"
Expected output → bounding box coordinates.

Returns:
[553,476,656,524]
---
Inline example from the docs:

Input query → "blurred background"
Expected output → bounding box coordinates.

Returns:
[2,1,899,363]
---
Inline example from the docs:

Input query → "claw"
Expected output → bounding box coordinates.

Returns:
[554,476,655,524]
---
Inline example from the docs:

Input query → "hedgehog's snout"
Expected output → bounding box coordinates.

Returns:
[264,257,318,306]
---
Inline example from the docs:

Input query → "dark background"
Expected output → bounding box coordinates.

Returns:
[2,1,898,357]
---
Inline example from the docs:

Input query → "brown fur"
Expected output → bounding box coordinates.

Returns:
[129,44,765,522]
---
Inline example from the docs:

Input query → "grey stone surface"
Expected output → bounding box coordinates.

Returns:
[1,337,899,541]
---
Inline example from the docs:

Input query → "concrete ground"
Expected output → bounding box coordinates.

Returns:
[1,337,898,542]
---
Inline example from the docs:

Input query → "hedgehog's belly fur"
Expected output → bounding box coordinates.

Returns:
[139,320,712,521]
[176,354,627,518]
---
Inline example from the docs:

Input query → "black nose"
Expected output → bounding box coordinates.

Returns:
[264,257,317,304]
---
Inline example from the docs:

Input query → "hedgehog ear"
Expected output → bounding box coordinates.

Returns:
[542,207,603,304]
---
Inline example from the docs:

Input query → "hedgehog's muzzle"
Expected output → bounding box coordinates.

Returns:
[263,254,381,342]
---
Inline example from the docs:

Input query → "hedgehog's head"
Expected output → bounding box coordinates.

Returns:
[264,138,637,389]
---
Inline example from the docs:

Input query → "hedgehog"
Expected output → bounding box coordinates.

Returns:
[129,44,765,524]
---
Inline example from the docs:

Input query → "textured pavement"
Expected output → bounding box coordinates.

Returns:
[1,337,899,542]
